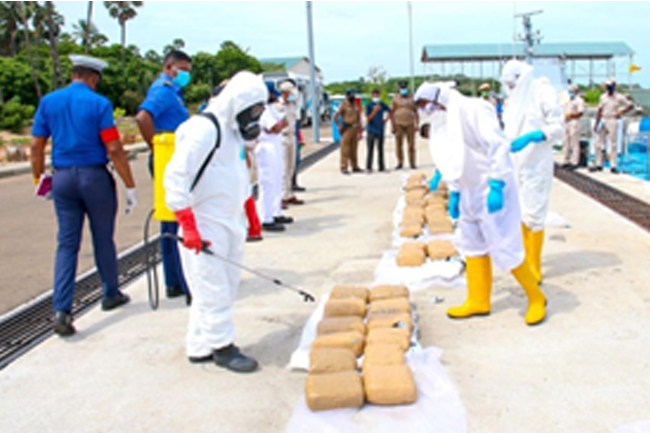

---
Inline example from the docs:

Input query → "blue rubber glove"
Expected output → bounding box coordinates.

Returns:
[429,170,442,191]
[448,191,460,219]
[487,179,506,214]
[511,130,546,153]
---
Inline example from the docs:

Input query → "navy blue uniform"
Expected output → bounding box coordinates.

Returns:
[32,82,122,313]
[138,73,190,295]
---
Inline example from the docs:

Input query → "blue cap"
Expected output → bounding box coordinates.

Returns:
[265,81,280,97]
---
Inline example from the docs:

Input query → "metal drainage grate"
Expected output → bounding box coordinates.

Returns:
[554,163,650,232]
[0,140,339,370]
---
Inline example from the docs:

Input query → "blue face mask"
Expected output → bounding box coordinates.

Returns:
[288,94,297,102]
[174,70,191,88]
[569,92,575,99]
[400,89,408,96]
[372,97,380,103]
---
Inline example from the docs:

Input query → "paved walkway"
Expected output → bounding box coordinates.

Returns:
[0,137,648,433]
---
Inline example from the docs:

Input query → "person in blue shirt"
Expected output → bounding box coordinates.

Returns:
[365,89,391,172]
[30,55,137,337]
[136,50,192,303]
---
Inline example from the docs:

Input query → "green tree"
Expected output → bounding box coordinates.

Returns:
[214,41,262,81]
[16,1,41,100]
[43,1,63,89]
[163,37,185,54]
[0,1,20,56]
[103,1,143,70]
[72,19,108,49]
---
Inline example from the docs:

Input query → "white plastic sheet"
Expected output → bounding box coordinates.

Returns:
[374,250,465,291]
[614,420,650,433]
[284,347,467,433]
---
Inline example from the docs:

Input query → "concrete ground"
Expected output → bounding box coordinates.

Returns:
[0,135,649,433]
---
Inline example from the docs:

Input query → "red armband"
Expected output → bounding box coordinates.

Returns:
[100,126,120,144]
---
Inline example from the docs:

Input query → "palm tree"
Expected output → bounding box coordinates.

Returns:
[72,19,108,49]
[44,1,62,89]
[17,1,42,100]
[0,2,21,56]
[84,1,93,54]
[103,1,143,70]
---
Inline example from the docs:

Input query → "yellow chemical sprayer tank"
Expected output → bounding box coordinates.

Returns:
[152,132,177,222]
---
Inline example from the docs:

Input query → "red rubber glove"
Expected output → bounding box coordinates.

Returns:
[174,207,208,254]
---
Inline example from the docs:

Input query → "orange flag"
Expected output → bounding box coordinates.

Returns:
[629,64,642,73]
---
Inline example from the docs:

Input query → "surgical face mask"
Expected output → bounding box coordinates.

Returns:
[569,92,576,99]
[173,69,191,88]
[372,97,380,103]
[481,92,490,98]
[288,94,297,102]
[400,89,408,96]
[236,103,265,141]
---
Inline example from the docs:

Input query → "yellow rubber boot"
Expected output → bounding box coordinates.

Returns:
[529,229,545,283]
[447,256,492,319]
[511,261,547,325]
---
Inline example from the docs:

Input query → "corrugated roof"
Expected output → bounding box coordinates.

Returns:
[259,56,307,70]
[421,42,634,62]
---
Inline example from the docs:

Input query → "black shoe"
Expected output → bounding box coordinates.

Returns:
[186,292,192,306]
[567,164,577,171]
[292,185,306,192]
[246,235,263,242]
[352,168,364,173]
[53,311,75,337]
[213,344,258,373]
[395,164,403,170]
[341,170,351,175]
[166,285,185,299]
[274,215,294,224]
[262,222,285,232]
[410,165,417,170]
[101,292,130,311]
[611,168,619,174]
[589,166,602,172]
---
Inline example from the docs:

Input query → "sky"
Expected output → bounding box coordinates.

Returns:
[54,1,650,87]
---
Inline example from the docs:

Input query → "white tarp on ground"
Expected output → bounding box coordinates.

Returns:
[614,420,650,433]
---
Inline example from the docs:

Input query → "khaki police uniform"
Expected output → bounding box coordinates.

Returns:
[277,98,298,200]
[563,95,585,166]
[338,99,361,172]
[391,95,418,167]
[595,92,631,169]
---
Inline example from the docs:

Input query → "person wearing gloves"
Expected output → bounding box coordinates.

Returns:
[562,84,585,170]
[500,60,564,284]
[415,81,547,326]
[163,71,266,373]
[277,80,304,207]
[256,82,293,232]
[30,55,136,336]
[592,78,634,173]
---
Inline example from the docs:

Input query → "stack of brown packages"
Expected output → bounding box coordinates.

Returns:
[363,285,417,406]
[401,172,454,238]
[307,285,418,411]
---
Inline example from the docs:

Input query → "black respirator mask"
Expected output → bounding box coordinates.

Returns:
[236,103,265,141]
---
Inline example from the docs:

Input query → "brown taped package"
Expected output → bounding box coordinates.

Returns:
[396,247,426,267]
[425,208,448,221]
[362,343,406,367]
[311,331,366,357]
[363,364,418,406]
[369,285,409,302]
[366,327,411,351]
[428,218,454,235]
[400,214,424,227]
[317,316,366,336]
[403,206,425,219]
[306,371,365,411]
[399,224,423,239]
[367,312,413,331]
[407,172,427,183]
[309,347,358,374]
[330,285,369,303]
[369,297,411,315]
[324,298,367,318]
[405,190,426,207]
[404,183,428,194]
[427,239,458,260]
[425,193,448,207]
[401,241,427,253]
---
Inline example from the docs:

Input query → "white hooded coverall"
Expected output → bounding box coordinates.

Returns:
[501,60,565,232]
[420,83,525,271]
[164,72,267,358]
[256,104,285,224]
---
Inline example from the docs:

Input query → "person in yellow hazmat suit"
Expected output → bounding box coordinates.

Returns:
[500,60,565,284]
[415,81,547,326]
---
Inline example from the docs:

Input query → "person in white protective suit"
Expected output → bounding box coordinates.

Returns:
[256,81,293,232]
[415,81,547,326]
[500,60,565,284]
[163,71,267,373]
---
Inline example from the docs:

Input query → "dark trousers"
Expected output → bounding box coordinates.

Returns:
[366,131,385,171]
[52,165,119,313]
[148,153,189,294]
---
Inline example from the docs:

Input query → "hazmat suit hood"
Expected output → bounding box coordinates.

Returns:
[415,81,465,184]
[205,71,268,135]
[500,60,535,139]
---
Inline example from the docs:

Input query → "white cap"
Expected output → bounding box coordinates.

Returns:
[279,80,297,93]
[69,55,108,73]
